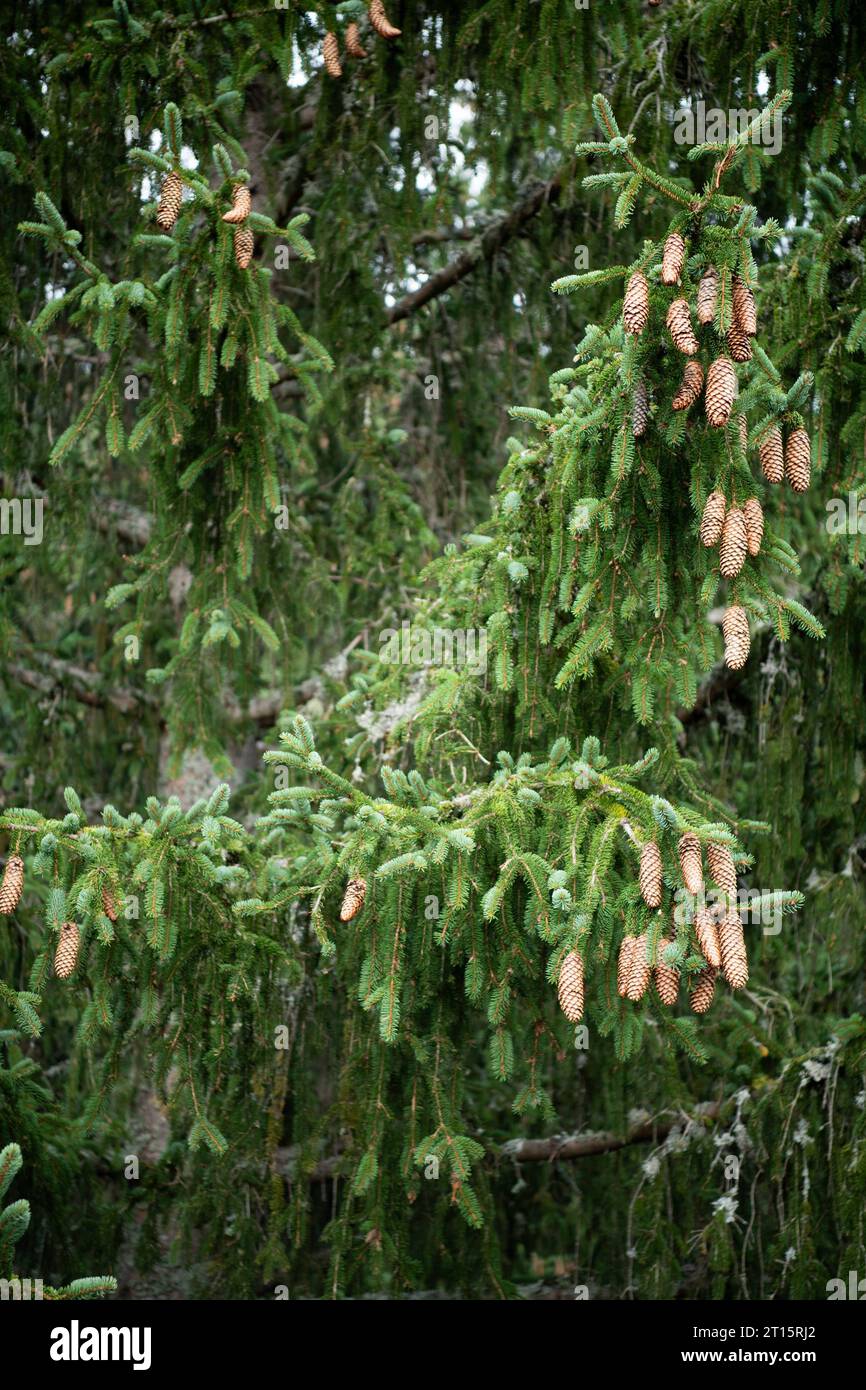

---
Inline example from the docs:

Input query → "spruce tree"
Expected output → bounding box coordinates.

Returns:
[2,0,866,1304]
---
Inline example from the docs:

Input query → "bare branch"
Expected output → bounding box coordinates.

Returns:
[387,168,569,324]
[500,1101,722,1163]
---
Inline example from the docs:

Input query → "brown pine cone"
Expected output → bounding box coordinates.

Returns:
[666,297,699,355]
[694,907,721,969]
[785,428,811,492]
[0,854,24,914]
[722,605,750,670]
[340,876,367,922]
[626,933,652,1002]
[707,843,738,898]
[696,265,719,325]
[719,507,747,578]
[557,950,585,1023]
[632,378,650,438]
[638,841,663,908]
[672,359,704,411]
[705,356,737,427]
[699,491,726,547]
[719,911,748,989]
[742,498,764,556]
[156,171,183,231]
[623,271,650,335]
[727,325,752,363]
[661,231,686,286]
[617,936,636,998]
[759,426,784,484]
[732,273,757,336]
[221,183,252,224]
[654,938,680,1006]
[323,31,342,77]
[55,922,80,980]
[690,966,717,1014]
[369,0,401,38]
[234,224,254,269]
[102,886,118,923]
[345,21,368,57]
[678,833,704,896]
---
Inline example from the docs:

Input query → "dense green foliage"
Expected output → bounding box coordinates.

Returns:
[1,0,865,1301]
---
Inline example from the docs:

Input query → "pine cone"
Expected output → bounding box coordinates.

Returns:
[626,933,652,1002]
[654,938,680,1006]
[557,950,585,1023]
[55,922,80,980]
[346,21,368,57]
[666,297,699,355]
[727,325,752,363]
[638,840,663,908]
[690,966,717,1014]
[678,833,703,896]
[156,171,183,231]
[340,876,367,922]
[742,498,764,556]
[234,224,254,269]
[623,271,650,335]
[705,356,737,427]
[369,0,401,38]
[617,936,636,998]
[672,359,703,411]
[719,507,747,578]
[759,426,784,484]
[732,273,757,336]
[632,377,649,438]
[0,855,24,914]
[785,428,811,492]
[222,184,252,224]
[661,231,686,286]
[323,31,342,77]
[102,886,118,923]
[707,843,738,898]
[696,265,718,325]
[694,907,721,969]
[719,911,748,989]
[722,605,750,670]
[699,491,726,547]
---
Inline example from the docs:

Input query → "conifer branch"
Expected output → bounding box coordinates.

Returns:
[387,168,568,323]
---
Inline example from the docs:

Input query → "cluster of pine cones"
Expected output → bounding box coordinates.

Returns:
[555,830,749,1025]
[699,490,763,669]
[625,229,813,674]
[624,237,760,430]
[156,171,255,268]
[757,422,811,492]
[634,833,746,1013]
[626,230,814,473]
[1,853,121,982]
[323,1,401,78]
[221,181,254,268]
